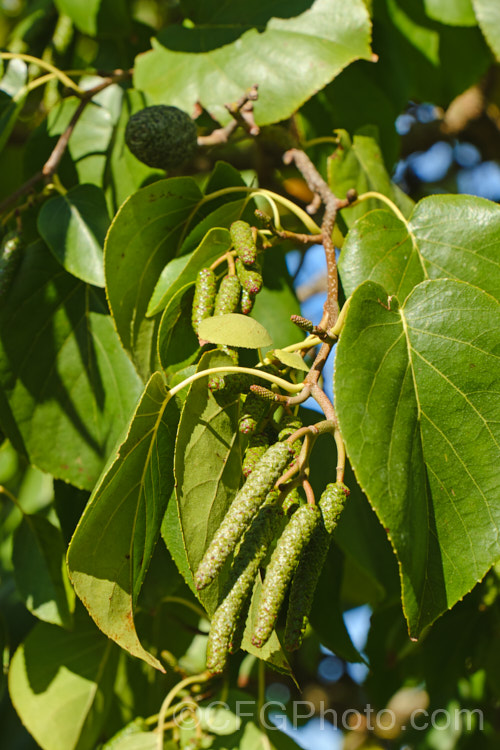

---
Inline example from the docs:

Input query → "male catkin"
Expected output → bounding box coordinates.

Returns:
[251,503,321,648]
[195,441,293,590]
[284,482,348,651]
[214,275,241,316]
[230,220,257,265]
[192,267,216,334]
[206,503,281,673]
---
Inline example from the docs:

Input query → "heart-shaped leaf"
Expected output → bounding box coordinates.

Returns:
[335,278,500,636]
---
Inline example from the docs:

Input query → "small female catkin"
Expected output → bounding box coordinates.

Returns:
[195,441,293,590]
[192,267,216,334]
[213,274,241,316]
[230,220,257,265]
[236,258,263,295]
[284,482,349,651]
[251,503,321,648]
[206,503,281,674]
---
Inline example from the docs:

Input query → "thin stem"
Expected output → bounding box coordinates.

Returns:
[157,672,211,750]
[169,366,304,398]
[335,429,346,484]
[302,479,316,506]
[279,335,322,353]
[0,52,83,94]
[303,136,339,148]
[352,191,408,225]
[0,485,22,512]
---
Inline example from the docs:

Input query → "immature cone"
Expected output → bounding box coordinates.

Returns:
[214,275,241,316]
[192,267,216,335]
[284,482,349,651]
[125,105,198,170]
[230,220,257,265]
[195,441,293,590]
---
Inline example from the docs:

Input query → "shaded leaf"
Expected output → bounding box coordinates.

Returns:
[147,227,231,316]
[424,0,476,25]
[8,612,119,750]
[104,177,203,379]
[134,0,372,127]
[198,314,272,349]
[0,241,143,490]
[68,373,179,670]
[0,59,28,154]
[54,0,101,35]
[339,194,500,301]
[174,350,242,615]
[157,284,200,376]
[37,184,109,287]
[335,279,500,635]
[12,514,74,629]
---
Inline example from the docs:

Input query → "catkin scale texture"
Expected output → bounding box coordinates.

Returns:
[206,504,281,673]
[240,288,255,314]
[230,220,257,265]
[236,258,263,295]
[192,267,216,334]
[251,503,321,648]
[284,482,348,651]
[239,391,268,434]
[195,441,293,590]
[213,275,241,316]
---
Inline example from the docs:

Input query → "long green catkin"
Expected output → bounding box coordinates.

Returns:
[213,274,241,316]
[206,503,281,674]
[195,441,293,590]
[192,267,216,334]
[230,220,257,265]
[284,482,349,651]
[251,503,321,648]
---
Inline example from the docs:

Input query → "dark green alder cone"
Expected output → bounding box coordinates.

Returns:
[206,503,282,674]
[251,503,321,648]
[230,220,257,265]
[0,231,23,301]
[195,441,293,590]
[124,105,198,170]
[236,257,263,295]
[192,267,216,335]
[213,274,241,316]
[284,482,349,651]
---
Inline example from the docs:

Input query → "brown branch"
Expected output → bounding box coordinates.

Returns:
[0,69,132,216]
[283,148,345,327]
[197,84,260,147]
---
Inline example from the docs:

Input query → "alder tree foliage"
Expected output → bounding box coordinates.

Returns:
[1,1,500,748]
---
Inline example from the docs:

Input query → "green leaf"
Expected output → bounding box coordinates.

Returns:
[271,349,309,372]
[0,241,143,490]
[173,350,242,614]
[67,372,179,670]
[147,227,231,316]
[8,611,119,750]
[180,199,253,256]
[157,284,200,376]
[104,177,203,379]
[37,184,109,287]
[12,514,74,629]
[424,0,476,25]
[134,0,372,127]
[198,314,273,349]
[54,0,101,35]
[471,0,500,59]
[339,194,500,302]
[335,279,500,636]
[328,128,414,227]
